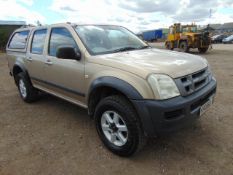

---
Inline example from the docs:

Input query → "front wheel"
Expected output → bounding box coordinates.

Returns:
[94,95,146,157]
[179,41,189,52]
[165,42,173,50]
[198,47,208,53]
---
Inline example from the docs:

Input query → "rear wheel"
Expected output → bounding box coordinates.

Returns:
[179,41,189,52]
[94,95,146,157]
[198,47,208,53]
[16,72,39,103]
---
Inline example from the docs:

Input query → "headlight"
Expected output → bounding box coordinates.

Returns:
[207,65,213,81]
[148,74,180,100]
[207,65,212,74]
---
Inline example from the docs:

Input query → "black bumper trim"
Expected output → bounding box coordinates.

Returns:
[132,78,217,137]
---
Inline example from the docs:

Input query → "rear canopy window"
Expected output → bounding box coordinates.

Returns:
[8,31,29,49]
[31,29,47,54]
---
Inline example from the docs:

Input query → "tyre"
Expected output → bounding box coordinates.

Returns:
[94,95,146,157]
[165,42,173,50]
[16,72,39,103]
[179,41,189,52]
[198,47,208,53]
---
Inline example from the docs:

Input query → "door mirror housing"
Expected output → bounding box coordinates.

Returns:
[56,47,81,60]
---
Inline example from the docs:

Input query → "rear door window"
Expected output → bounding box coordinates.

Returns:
[31,29,47,54]
[8,31,29,49]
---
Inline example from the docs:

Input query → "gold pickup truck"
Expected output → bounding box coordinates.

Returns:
[6,23,217,156]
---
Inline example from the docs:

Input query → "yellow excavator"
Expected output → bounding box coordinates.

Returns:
[165,23,211,53]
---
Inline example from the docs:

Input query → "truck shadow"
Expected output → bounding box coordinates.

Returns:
[130,119,222,166]
[35,93,214,161]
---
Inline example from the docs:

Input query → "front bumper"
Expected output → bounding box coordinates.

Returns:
[132,78,217,137]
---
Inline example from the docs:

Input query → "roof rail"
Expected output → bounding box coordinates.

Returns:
[20,24,36,28]
[66,22,77,28]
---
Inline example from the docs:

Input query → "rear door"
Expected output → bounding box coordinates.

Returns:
[43,26,85,105]
[25,28,48,83]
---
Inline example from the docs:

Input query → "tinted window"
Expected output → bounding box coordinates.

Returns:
[49,28,78,57]
[31,29,47,54]
[8,31,29,49]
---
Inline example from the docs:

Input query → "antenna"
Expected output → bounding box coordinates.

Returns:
[209,9,212,24]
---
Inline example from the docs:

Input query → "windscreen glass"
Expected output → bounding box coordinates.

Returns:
[75,25,147,55]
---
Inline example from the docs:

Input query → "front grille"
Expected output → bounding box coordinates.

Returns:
[175,67,212,96]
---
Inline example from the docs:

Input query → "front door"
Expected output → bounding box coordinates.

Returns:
[43,27,85,105]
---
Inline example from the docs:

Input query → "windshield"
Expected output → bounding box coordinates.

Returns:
[190,27,197,32]
[75,25,147,55]
[182,26,197,33]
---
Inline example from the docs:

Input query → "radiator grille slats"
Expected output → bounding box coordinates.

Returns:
[175,67,212,96]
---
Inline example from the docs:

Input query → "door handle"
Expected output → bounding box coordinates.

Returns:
[45,60,53,65]
[27,57,32,61]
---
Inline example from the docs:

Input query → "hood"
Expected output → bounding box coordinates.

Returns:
[212,35,220,39]
[88,48,208,79]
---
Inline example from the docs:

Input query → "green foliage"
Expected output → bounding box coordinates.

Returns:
[0,30,9,50]
[0,25,21,51]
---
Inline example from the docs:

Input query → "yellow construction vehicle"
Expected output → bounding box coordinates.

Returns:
[165,23,211,53]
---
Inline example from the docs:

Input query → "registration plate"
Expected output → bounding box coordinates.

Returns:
[200,96,214,116]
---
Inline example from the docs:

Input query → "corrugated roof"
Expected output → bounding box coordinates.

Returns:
[0,20,26,25]
[209,24,222,29]
[217,22,233,30]
[199,24,221,30]
[199,23,233,30]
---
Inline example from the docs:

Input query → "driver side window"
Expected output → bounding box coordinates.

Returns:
[48,27,79,57]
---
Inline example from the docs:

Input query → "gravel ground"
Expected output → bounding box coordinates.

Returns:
[0,44,233,175]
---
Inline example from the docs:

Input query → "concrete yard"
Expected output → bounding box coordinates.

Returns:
[0,44,233,175]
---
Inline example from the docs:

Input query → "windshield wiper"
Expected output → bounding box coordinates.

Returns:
[138,45,151,49]
[110,45,151,53]
[111,46,138,53]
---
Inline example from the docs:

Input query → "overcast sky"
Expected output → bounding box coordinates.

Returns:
[0,0,233,32]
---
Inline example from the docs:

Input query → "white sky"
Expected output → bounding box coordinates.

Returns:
[0,0,233,33]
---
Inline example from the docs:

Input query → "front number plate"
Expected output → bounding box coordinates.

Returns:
[200,96,214,116]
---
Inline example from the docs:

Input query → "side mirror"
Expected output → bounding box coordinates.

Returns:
[56,46,81,60]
